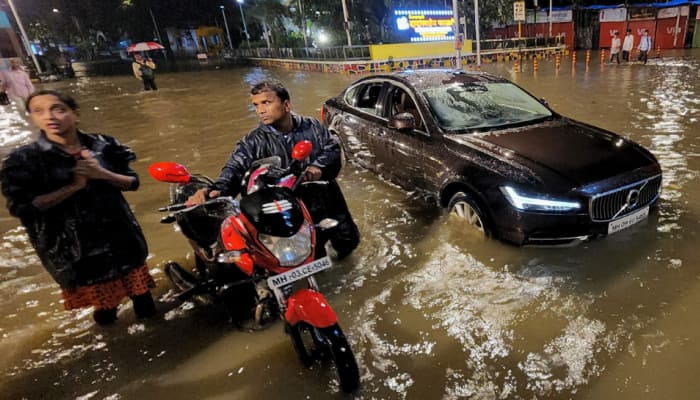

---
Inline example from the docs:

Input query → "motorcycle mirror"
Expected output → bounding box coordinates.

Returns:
[221,216,246,251]
[291,140,313,161]
[148,162,191,183]
[317,218,339,230]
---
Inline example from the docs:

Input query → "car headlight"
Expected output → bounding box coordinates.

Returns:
[258,221,313,266]
[500,186,581,212]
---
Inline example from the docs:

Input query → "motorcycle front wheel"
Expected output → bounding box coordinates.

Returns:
[287,322,360,393]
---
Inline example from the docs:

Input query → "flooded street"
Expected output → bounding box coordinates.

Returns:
[1,50,699,399]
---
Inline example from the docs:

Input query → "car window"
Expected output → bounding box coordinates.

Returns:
[351,83,384,115]
[422,82,552,131]
[388,86,424,131]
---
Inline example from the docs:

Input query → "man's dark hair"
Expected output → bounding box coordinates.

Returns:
[627,29,632,33]
[251,79,290,102]
[25,90,79,112]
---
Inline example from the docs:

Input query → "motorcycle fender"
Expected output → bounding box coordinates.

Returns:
[285,289,337,328]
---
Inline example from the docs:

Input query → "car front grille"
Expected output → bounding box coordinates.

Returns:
[590,175,662,221]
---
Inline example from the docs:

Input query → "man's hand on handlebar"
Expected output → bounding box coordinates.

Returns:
[187,188,221,206]
[304,166,322,182]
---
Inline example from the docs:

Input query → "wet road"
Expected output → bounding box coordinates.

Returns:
[1,50,699,399]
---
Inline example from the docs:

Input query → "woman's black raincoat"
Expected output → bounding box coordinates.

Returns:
[0,131,148,289]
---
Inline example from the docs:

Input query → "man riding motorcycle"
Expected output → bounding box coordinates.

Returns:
[188,79,360,259]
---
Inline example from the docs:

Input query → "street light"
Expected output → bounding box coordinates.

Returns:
[7,0,42,73]
[220,5,233,50]
[236,0,251,48]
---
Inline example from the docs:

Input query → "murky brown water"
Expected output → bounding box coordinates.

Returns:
[1,50,699,399]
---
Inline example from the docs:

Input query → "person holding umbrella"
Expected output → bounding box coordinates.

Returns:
[132,53,157,91]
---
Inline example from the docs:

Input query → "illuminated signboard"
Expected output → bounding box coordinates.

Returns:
[394,9,454,42]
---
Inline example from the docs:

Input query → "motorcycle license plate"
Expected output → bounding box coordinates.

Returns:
[267,257,332,289]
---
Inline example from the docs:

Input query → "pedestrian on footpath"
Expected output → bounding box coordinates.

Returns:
[622,29,634,62]
[610,31,621,64]
[0,90,157,325]
[638,29,652,65]
[1,58,35,111]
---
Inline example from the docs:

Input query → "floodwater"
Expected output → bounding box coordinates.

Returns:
[1,50,698,399]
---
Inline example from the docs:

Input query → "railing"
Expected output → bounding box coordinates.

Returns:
[227,37,565,61]
[478,36,564,52]
[229,46,371,61]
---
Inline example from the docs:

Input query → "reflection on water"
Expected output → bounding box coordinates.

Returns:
[1,51,699,399]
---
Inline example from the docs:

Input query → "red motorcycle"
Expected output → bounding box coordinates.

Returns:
[148,141,360,392]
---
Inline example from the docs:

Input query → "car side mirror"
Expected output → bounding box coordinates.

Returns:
[539,98,549,107]
[388,112,416,133]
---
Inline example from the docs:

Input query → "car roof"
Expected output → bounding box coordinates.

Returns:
[358,69,510,91]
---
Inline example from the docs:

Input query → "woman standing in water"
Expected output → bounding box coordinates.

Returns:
[0,90,156,325]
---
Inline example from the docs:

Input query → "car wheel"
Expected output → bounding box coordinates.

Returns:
[448,191,491,237]
[333,134,348,167]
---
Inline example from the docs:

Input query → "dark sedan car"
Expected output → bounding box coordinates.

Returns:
[322,69,662,246]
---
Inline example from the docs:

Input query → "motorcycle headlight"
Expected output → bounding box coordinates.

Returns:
[258,221,312,266]
[500,186,581,212]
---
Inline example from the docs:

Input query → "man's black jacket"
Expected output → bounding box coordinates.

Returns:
[211,113,359,255]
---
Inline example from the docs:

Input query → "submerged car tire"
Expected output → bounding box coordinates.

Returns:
[448,191,492,237]
[287,322,360,393]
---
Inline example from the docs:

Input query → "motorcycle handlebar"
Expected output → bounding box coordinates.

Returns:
[158,203,189,212]
[158,196,237,213]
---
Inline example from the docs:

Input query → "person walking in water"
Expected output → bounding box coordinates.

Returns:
[622,29,634,62]
[1,58,35,111]
[610,31,621,64]
[0,90,157,325]
[638,29,653,65]
[187,79,360,260]
[131,53,157,91]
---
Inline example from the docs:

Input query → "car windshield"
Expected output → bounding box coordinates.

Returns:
[422,82,552,130]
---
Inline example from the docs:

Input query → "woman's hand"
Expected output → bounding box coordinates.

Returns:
[74,150,108,180]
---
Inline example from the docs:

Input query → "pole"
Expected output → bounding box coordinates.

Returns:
[149,7,167,60]
[341,0,352,47]
[475,0,481,67]
[297,0,308,48]
[673,10,680,48]
[534,0,537,46]
[220,6,233,49]
[237,1,251,48]
[149,8,163,43]
[452,0,460,67]
[549,0,552,37]
[7,0,41,73]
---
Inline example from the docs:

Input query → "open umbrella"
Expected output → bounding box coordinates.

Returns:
[127,41,165,53]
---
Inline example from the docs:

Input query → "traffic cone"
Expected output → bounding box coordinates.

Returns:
[533,55,539,72]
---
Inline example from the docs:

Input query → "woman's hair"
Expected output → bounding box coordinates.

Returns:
[25,90,79,112]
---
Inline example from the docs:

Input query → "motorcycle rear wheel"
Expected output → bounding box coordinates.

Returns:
[287,322,360,393]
